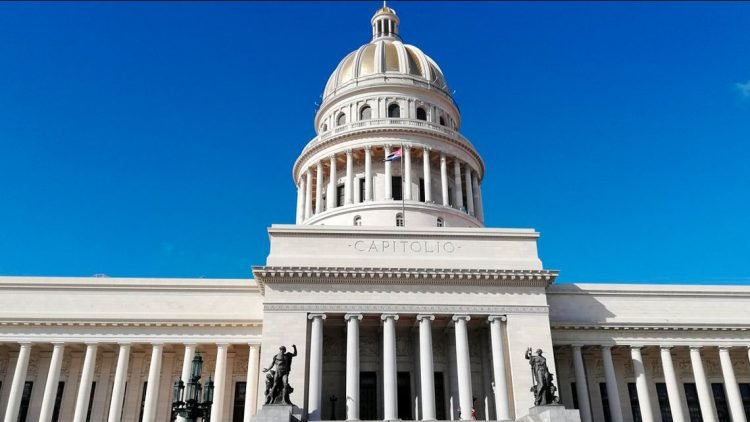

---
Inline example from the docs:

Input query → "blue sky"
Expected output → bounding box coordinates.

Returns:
[0,1,749,283]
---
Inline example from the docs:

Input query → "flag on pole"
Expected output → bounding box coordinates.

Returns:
[384,148,402,162]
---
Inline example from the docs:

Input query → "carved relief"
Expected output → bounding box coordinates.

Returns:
[676,359,692,377]
[361,334,379,359]
[27,354,39,377]
[396,335,410,356]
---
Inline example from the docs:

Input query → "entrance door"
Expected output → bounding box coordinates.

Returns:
[397,372,412,420]
[434,372,447,420]
[360,372,377,420]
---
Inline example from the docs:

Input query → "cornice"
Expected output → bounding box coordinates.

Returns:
[252,266,558,294]
[550,323,750,332]
[0,319,263,328]
[264,303,548,315]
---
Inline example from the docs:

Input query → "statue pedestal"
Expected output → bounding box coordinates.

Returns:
[516,405,582,422]
[251,404,299,422]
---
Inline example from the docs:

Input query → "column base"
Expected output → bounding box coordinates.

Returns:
[516,405,582,422]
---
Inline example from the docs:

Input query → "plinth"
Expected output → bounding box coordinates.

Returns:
[516,405,582,422]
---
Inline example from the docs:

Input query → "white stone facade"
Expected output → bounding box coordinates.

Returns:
[1,5,749,422]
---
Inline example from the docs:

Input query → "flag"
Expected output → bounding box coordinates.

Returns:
[384,148,402,162]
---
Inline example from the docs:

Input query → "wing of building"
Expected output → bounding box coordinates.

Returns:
[1,6,749,422]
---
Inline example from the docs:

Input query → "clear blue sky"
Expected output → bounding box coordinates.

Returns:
[1,1,749,283]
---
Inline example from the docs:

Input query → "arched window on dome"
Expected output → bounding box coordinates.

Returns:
[321,123,328,132]
[360,105,372,120]
[337,113,347,126]
[353,215,362,226]
[416,107,427,121]
[437,217,444,228]
[388,103,401,118]
[439,116,446,126]
[396,212,404,227]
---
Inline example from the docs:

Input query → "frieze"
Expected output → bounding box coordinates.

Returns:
[263,303,548,314]
[349,239,459,254]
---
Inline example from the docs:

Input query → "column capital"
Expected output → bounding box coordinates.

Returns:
[329,154,336,160]
[385,143,392,149]
[51,341,66,346]
[440,151,446,159]
[346,148,353,154]
[423,145,432,152]
[452,314,471,322]
[83,341,99,347]
[404,144,411,151]
[344,313,363,321]
[659,345,674,351]
[364,144,372,151]
[600,345,613,352]
[181,342,198,347]
[416,314,435,322]
[718,345,733,351]
[248,342,261,348]
[380,313,399,321]
[488,315,507,323]
[308,313,327,320]
[571,344,584,351]
[18,341,33,346]
[150,342,165,347]
[689,345,703,351]
[629,344,645,350]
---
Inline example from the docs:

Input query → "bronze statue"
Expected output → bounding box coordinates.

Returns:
[263,344,297,405]
[525,347,560,406]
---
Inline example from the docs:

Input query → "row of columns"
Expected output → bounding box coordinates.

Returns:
[2,341,262,422]
[306,313,513,421]
[570,345,750,422]
[295,145,484,223]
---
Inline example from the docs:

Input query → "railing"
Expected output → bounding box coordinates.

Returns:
[303,118,475,153]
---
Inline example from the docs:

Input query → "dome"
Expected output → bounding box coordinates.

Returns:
[322,7,449,99]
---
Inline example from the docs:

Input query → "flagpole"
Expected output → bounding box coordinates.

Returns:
[401,143,406,227]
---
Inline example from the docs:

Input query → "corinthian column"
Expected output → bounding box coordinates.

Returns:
[384,145,393,200]
[404,145,412,200]
[601,346,623,422]
[488,316,511,421]
[440,152,449,206]
[690,346,718,422]
[452,315,473,420]
[719,347,748,422]
[417,315,436,420]
[108,344,131,422]
[382,313,399,420]
[572,345,593,422]
[142,344,163,422]
[423,147,432,203]
[304,169,313,219]
[315,161,324,214]
[72,343,98,422]
[211,344,229,422]
[328,155,337,210]
[660,346,686,422]
[364,146,373,201]
[345,313,363,420]
[453,160,464,210]
[631,346,655,422]
[308,314,327,421]
[4,343,32,422]
[39,343,65,422]
[345,149,354,205]
[243,344,261,422]
[464,168,474,216]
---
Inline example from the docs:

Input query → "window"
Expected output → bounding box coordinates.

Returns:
[388,103,400,118]
[18,381,33,422]
[656,383,673,422]
[321,123,328,132]
[353,215,362,226]
[397,372,412,420]
[599,383,612,422]
[416,107,427,121]
[434,372,447,420]
[233,382,247,422]
[52,382,65,422]
[336,185,345,207]
[739,383,750,419]
[337,113,346,126]
[419,178,425,202]
[439,116,446,126]
[392,176,403,200]
[139,382,147,422]
[684,383,702,422]
[628,383,642,422]
[360,105,372,120]
[396,213,404,227]
[86,382,96,422]
[358,178,366,203]
[712,383,730,422]
[437,217,444,227]
[360,372,377,420]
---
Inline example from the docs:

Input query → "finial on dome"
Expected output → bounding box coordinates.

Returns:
[371,3,400,40]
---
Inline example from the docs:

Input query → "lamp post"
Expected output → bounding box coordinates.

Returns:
[172,352,214,422]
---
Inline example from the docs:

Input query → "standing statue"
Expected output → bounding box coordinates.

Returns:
[525,347,560,406]
[263,345,298,405]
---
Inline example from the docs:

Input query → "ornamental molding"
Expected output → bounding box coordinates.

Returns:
[551,323,750,332]
[253,266,557,294]
[263,303,548,315]
[0,319,262,328]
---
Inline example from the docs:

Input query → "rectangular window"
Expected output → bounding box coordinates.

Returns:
[18,381,33,422]
[712,383,731,422]
[599,382,612,422]
[628,382,643,422]
[684,383,702,422]
[397,371,412,420]
[336,185,345,207]
[86,382,97,422]
[358,177,366,203]
[461,177,467,210]
[419,178,425,202]
[360,372,377,420]
[392,176,403,200]
[139,382,147,422]
[571,382,579,409]
[656,383,674,422]
[52,382,65,422]
[448,188,453,207]
[434,372,446,421]
[739,383,750,419]
[233,381,247,422]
